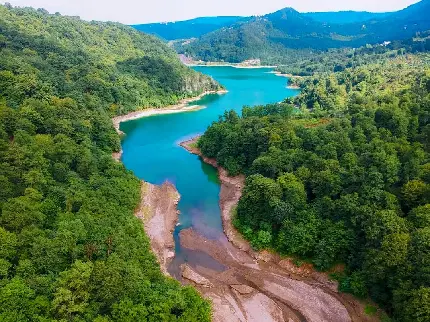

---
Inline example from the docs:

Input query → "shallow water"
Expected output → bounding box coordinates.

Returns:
[120,66,299,277]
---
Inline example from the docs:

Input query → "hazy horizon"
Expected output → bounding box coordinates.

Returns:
[0,0,421,24]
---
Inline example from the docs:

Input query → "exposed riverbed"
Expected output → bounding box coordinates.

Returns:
[118,67,374,321]
[119,67,299,273]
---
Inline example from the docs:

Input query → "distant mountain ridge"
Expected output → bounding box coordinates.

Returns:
[303,11,391,24]
[130,10,393,41]
[131,16,243,40]
[172,0,430,63]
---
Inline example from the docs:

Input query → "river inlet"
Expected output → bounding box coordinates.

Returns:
[120,66,299,276]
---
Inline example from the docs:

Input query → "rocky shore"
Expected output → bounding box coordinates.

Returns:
[135,181,180,276]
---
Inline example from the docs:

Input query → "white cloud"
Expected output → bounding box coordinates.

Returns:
[0,0,421,24]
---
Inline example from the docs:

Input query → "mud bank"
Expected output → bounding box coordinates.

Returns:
[180,137,378,322]
[111,148,180,276]
[112,90,227,135]
[180,137,254,253]
[135,181,180,276]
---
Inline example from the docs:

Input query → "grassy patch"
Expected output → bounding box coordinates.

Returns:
[364,305,377,316]
[189,141,198,149]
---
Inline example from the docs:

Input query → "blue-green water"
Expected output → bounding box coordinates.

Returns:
[120,66,299,276]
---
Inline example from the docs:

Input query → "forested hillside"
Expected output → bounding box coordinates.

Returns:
[276,34,430,77]
[0,4,219,116]
[303,11,390,24]
[198,54,430,320]
[132,11,389,43]
[177,0,430,64]
[0,4,212,321]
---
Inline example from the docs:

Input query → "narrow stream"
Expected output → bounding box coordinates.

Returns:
[120,66,299,278]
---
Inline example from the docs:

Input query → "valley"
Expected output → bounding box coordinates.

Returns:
[117,67,372,322]
[1,1,429,321]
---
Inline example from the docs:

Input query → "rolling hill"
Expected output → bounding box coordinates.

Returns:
[0,5,220,115]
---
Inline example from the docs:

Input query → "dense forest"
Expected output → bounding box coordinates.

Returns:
[0,4,219,116]
[198,54,430,320]
[177,0,430,64]
[276,34,430,77]
[0,5,212,321]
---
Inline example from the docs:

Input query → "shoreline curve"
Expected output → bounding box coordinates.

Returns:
[112,89,228,135]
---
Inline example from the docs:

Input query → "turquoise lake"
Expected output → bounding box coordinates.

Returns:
[120,66,299,276]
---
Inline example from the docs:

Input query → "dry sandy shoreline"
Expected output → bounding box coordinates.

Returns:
[133,181,180,276]
[112,89,227,135]
[266,71,301,89]
[187,63,277,69]
[267,70,292,77]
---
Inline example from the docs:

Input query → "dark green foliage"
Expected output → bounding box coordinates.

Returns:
[199,58,430,319]
[0,4,211,322]
[276,37,430,76]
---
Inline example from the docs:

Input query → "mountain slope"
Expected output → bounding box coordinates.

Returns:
[0,5,219,115]
[303,11,390,24]
[132,16,243,40]
[362,0,430,42]
[0,5,214,321]
[178,0,430,63]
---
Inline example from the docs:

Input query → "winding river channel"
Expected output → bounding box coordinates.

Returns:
[120,66,298,274]
[118,67,372,322]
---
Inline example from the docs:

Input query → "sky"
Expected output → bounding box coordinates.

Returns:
[1,0,421,24]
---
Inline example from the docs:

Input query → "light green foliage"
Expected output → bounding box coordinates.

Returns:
[409,205,430,228]
[52,260,93,319]
[401,287,430,322]
[365,305,378,316]
[0,227,17,260]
